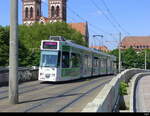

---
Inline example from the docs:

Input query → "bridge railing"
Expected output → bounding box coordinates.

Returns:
[0,67,39,86]
[82,68,149,112]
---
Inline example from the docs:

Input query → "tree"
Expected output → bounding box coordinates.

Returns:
[137,49,150,69]
[121,48,138,69]
[19,22,85,50]
[0,26,34,67]
[109,48,150,70]
[109,49,119,69]
[0,22,86,67]
[0,26,9,66]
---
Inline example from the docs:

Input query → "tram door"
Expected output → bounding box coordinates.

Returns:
[80,54,84,77]
[82,55,89,77]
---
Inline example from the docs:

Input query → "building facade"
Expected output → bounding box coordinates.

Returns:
[22,0,42,25]
[68,22,89,47]
[22,0,66,25]
[121,36,150,51]
[48,0,67,22]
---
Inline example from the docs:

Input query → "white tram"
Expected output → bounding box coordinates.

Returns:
[38,36,116,82]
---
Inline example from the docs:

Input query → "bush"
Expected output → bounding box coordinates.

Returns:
[119,81,128,95]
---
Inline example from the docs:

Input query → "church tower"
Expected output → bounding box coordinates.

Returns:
[22,0,42,25]
[48,0,67,23]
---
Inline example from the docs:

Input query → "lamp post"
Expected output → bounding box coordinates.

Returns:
[105,32,122,73]
[145,49,147,70]
[9,0,19,104]
[118,32,121,73]
[93,35,104,49]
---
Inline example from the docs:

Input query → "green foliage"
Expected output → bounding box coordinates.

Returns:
[0,22,86,67]
[0,26,9,66]
[109,48,150,69]
[119,81,128,95]
[109,49,119,69]
[122,48,138,69]
[19,22,85,50]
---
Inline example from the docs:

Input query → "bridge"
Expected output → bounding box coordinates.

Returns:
[0,68,149,112]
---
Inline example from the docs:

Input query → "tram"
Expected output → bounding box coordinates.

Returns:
[38,36,116,82]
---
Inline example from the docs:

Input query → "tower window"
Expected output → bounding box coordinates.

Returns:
[25,7,28,18]
[51,6,55,17]
[56,6,60,17]
[30,7,33,18]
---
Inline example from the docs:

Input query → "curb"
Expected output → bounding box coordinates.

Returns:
[130,72,150,112]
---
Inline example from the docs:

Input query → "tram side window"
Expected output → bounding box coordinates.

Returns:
[101,59,104,68]
[62,52,70,68]
[71,53,80,68]
[84,55,88,67]
[88,56,91,68]
[94,57,99,67]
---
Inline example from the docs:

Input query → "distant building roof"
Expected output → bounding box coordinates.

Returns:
[121,36,150,50]
[39,16,49,24]
[68,22,87,36]
[90,46,110,52]
[68,22,89,47]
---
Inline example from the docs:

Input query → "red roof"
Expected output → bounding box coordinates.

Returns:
[90,46,110,52]
[121,36,150,47]
[68,22,87,36]
[39,16,49,23]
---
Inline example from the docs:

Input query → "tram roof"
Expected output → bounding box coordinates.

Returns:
[41,39,116,60]
[65,40,116,59]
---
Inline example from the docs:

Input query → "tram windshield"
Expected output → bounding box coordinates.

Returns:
[40,51,59,67]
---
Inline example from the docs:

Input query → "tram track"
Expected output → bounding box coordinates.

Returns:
[24,76,112,112]
[0,82,54,101]
[0,75,114,112]
[0,76,112,101]
[57,80,109,112]
[0,81,41,94]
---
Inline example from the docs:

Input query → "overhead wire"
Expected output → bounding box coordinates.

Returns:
[41,0,120,48]
[90,0,120,33]
[100,0,130,35]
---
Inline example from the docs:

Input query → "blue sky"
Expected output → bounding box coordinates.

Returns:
[0,0,150,50]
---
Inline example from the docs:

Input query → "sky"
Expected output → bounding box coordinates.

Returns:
[0,0,150,50]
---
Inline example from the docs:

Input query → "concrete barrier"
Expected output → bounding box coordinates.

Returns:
[0,67,39,86]
[82,68,149,112]
[130,72,150,112]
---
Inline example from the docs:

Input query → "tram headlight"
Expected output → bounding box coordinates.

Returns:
[40,73,44,76]
[45,74,50,78]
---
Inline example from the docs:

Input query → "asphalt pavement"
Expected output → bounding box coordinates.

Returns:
[136,75,150,112]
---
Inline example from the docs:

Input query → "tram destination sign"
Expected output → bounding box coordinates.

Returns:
[43,42,58,49]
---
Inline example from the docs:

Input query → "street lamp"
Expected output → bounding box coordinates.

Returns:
[105,32,122,73]
[145,49,147,70]
[93,35,104,48]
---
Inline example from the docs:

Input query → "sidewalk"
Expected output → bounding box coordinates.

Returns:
[136,75,150,112]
